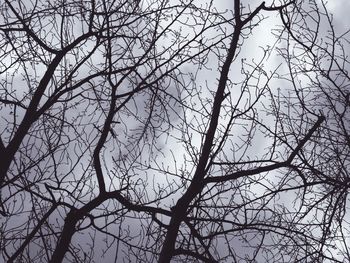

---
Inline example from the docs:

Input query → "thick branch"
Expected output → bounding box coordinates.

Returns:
[158,4,244,262]
[205,116,325,184]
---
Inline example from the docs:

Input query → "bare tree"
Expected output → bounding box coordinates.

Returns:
[274,1,350,261]
[0,0,348,262]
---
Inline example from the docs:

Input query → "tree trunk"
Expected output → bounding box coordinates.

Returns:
[158,207,184,262]
[49,210,79,263]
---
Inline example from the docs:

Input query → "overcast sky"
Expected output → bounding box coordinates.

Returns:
[1,0,349,262]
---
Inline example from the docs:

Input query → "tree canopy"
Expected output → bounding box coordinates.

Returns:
[0,0,349,262]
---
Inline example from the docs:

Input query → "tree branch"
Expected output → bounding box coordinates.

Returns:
[205,116,325,184]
